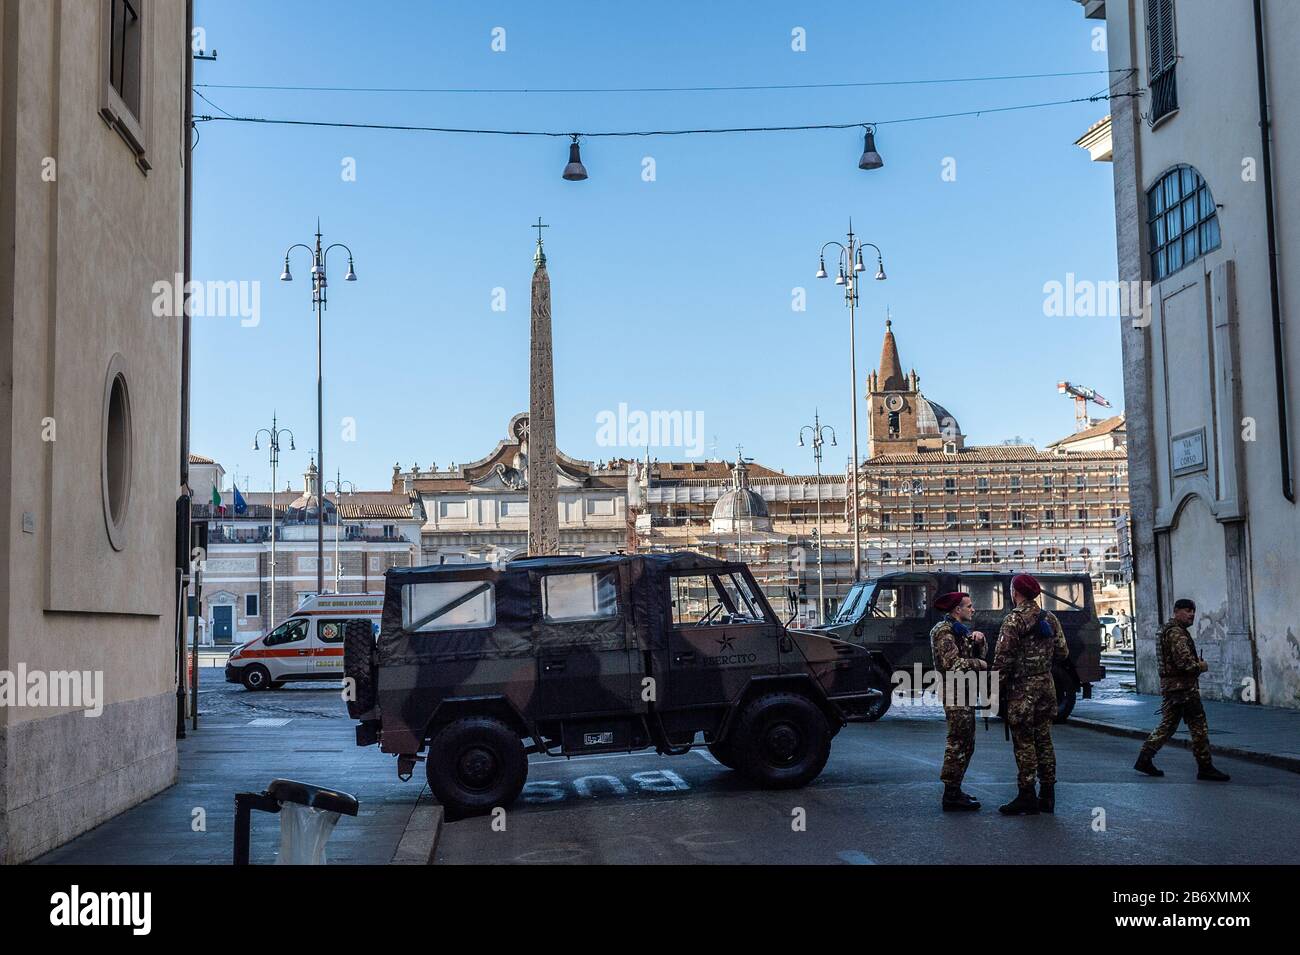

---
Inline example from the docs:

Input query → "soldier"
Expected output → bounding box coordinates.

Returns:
[930,591,988,811]
[1134,599,1230,781]
[992,573,1068,815]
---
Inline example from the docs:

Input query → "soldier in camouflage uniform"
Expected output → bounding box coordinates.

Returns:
[1134,598,1230,781]
[992,573,1068,815]
[930,592,988,811]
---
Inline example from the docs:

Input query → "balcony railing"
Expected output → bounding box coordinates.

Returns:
[1150,66,1178,125]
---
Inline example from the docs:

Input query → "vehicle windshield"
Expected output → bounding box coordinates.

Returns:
[833,582,875,624]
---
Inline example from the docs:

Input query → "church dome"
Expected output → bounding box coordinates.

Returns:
[916,395,960,437]
[709,454,773,533]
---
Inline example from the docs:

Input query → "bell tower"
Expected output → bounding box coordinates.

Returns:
[866,319,922,457]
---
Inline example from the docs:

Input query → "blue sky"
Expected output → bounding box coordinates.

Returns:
[190,0,1120,493]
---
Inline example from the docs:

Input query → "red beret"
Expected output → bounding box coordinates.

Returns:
[1012,573,1041,600]
[934,591,968,613]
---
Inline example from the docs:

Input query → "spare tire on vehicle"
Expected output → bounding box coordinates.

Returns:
[344,618,377,718]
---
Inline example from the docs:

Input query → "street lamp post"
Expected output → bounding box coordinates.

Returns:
[280,221,356,596]
[252,414,294,629]
[906,478,924,569]
[326,472,356,594]
[815,221,886,581]
[799,412,837,626]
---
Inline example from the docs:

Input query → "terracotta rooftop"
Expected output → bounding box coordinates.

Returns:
[1048,414,1126,447]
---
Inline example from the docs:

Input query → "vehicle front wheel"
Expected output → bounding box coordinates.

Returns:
[240,664,272,691]
[732,692,831,789]
[426,716,528,818]
[858,660,894,721]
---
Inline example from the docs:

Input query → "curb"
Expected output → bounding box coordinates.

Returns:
[1066,716,1300,775]
[390,788,443,865]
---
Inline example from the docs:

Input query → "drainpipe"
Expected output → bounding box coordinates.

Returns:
[176,0,196,738]
[1253,0,1294,502]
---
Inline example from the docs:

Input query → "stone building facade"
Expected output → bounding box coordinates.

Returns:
[190,458,423,643]
[1073,0,1300,707]
[0,0,187,861]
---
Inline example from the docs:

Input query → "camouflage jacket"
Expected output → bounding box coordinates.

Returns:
[930,616,987,707]
[1156,619,1204,693]
[992,601,1068,687]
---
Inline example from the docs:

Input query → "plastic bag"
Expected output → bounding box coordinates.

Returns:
[274,802,341,865]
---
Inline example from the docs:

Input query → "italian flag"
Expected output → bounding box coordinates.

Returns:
[211,485,225,514]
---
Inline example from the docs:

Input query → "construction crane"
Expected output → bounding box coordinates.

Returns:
[1058,381,1112,432]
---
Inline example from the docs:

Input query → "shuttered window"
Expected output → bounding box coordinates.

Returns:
[1146,0,1179,122]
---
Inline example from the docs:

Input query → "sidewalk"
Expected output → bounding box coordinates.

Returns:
[1071,691,1300,773]
[35,673,422,865]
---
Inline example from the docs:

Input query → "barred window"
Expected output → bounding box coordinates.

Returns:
[1148,165,1220,280]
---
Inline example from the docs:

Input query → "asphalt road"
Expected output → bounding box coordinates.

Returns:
[193,672,1300,866]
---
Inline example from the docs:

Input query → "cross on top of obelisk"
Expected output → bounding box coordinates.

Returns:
[532,216,549,266]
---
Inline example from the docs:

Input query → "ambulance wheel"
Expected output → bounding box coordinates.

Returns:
[732,692,831,789]
[706,740,738,769]
[241,665,272,691]
[426,716,527,818]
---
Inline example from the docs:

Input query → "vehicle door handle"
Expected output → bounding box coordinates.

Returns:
[297,649,309,656]
[543,659,566,672]
[834,644,855,655]
[675,652,696,664]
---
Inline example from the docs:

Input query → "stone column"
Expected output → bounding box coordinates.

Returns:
[528,236,560,555]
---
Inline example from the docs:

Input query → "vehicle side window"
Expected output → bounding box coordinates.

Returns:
[403,580,496,632]
[670,574,715,627]
[1039,579,1086,610]
[542,571,619,622]
[265,618,309,646]
[870,583,934,620]
[668,572,764,627]
[958,578,1005,612]
[317,619,360,644]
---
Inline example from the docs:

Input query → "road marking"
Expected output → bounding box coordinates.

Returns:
[837,850,876,865]
[246,717,292,726]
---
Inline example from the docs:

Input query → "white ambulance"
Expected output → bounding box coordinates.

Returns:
[224,593,383,691]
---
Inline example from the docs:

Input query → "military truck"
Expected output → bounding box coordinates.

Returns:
[344,552,884,817]
[812,570,1106,722]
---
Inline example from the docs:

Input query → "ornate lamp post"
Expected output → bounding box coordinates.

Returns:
[799,412,837,625]
[325,472,356,593]
[252,413,294,628]
[280,221,356,595]
[815,221,886,580]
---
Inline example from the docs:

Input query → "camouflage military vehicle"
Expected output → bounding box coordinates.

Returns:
[812,570,1105,722]
[344,552,884,817]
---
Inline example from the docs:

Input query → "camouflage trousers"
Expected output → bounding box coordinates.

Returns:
[1006,674,1057,788]
[1142,688,1212,767]
[940,705,976,785]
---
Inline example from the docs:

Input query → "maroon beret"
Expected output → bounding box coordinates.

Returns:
[1012,573,1041,600]
[934,591,968,613]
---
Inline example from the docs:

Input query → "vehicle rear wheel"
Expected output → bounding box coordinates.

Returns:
[240,664,272,691]
[706,740,738,769]
[426,716,528,818]
[1053,669,1077,723]
[732,692,831,789]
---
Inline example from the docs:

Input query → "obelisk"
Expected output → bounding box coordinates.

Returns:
[527,219,560,555]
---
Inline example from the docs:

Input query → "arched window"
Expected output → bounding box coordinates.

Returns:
[912,550,933,566]
[1148,165,1220,280]
[1039,547,1065,565]
[974,548,1001,565]
[945,551,960,564]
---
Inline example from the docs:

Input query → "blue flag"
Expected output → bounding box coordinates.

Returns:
[233,485,248,515]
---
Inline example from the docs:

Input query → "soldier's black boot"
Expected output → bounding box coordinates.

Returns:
[998,786,1040,815]
[1197,764,1230,782]
[942,785,980,812]
[1037,781,1055,813]
[1134,751,1164,777]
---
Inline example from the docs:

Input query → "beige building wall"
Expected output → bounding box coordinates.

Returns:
[0,0,185,862]
[1079,0,1300,706]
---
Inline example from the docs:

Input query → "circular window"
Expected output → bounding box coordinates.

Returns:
[102,355,133,550]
